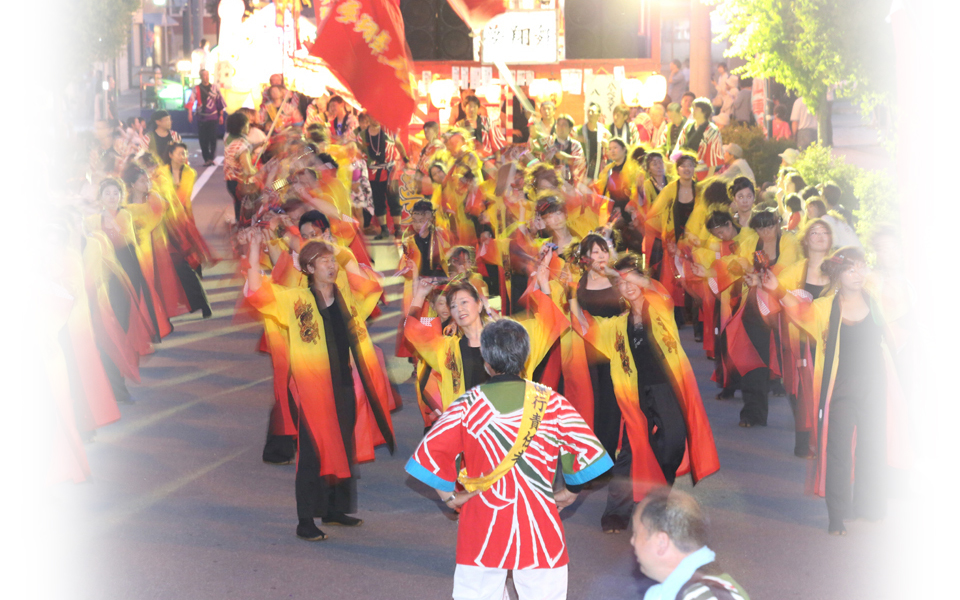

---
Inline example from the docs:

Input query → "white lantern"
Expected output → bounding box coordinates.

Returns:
[621,78,644,106]
[479,81,501,105]
[429,79,457,109]
[528,78,549,100]
[644,75,667,104]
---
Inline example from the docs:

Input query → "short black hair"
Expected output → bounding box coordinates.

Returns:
[799,185,820,201]
[682,91,696,101]
[728,176,755,199]
[536,196,563,216]
[702,178,732,208]
[609,138,627,152]
[555,113,575,129]
[299,210,329,232]
[675,153,697,169]
[785,193,803,212]
[749,207,781,229]
[226,112,249,137]
[692,97,713,120]
[642,151,664,172]
[121,162,147,188]
[578,234,609,261]
[316,152,339,170]
[821,182,842,206]
[786,173,806,191]
[706,210,735,230]
[464,95,481,108]
[423,120,439,132]
[411,200,434,214]
[480,319,530,376]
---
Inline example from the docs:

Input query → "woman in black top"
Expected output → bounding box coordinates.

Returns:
[576,235,623,461]
[760,247,898,535]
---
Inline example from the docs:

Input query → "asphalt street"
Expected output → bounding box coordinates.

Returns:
[59,142,904,600]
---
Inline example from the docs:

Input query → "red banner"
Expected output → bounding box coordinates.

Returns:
[309,0,416,133]
[447,0,508,30]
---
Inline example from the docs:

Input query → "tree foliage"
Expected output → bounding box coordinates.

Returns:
[711,0,895,116]
[792,142,897,239]
[62,0,140,70]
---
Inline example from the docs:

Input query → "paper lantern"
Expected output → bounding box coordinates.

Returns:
[621,78,644,106]
[478,81,501,105]
[528,78,550,100]
[644,74,667,104]
[429,79,457,109]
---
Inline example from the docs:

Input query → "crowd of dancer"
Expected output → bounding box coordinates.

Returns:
[52,75,910,587]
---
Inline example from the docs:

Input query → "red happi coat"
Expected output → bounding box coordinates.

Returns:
[407,379,612,569]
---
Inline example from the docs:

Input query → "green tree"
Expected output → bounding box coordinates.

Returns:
[711,0,895,144]
[60,0,140,72]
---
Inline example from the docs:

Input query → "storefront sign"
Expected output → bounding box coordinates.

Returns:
[480,10,559,65]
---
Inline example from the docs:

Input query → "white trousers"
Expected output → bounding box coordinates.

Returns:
[452,564,568,600]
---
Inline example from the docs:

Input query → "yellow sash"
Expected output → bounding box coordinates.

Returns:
[458,381,550,493]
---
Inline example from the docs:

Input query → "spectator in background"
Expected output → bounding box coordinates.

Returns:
[778,148,799,168]
[185,69,226,167]
[327,96,359,144]
[647,103,668,147]
[223,112,256,222]
[547,114,586,187]
[608,104,640,146]
[720,144,754,182]
[772,105,792,140]
[675,98,723,179]
[530,99,557,140]
[805,198,827,222]
[667,59,688,105]
[820,182,855,226]
[631,488,749,600]
[578,102,608,181]
[785,194,803,231]
[681,92,696,120]
[660,103,685,153]
[791,97,818,149]
[260,73,299,108]
[730,78,754,125]
[259,85,304,131]
[147,110,180,166]
[712,63,738,116]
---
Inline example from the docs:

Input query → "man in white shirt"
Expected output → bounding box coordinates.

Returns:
[720,144,755,182]
[790,97,818,149]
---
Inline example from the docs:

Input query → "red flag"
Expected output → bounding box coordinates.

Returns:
[309,0,416,133]
[446,0,508,30]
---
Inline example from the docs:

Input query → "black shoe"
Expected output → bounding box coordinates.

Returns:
[263,457,295,465]
[373,229,386,240]
[716,392,735,401]
[296,519,328,541]
[601,514,629,534]
[201,306,213,318]
[828,521,847,536]
[322,512,363,527]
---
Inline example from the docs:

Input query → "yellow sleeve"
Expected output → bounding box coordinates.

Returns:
[522,289,570,371]
[246,278,290,328]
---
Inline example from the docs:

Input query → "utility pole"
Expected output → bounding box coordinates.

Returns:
[191,0,204,50]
